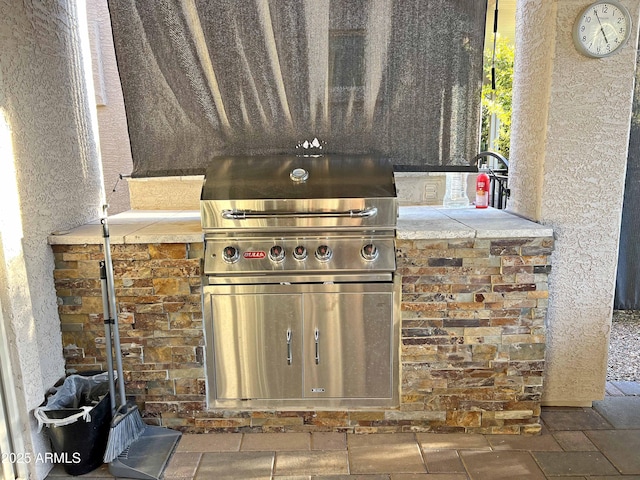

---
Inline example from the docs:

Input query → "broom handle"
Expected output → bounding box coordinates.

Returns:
[101,215,127,408]
[100,261,118,415]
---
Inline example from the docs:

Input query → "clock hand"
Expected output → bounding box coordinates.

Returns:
[594,11,609,43]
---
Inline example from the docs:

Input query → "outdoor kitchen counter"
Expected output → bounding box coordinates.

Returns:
[48,206,552,244]
[48,210,203,245]
[397,205,553,239]
[49,206,554,434]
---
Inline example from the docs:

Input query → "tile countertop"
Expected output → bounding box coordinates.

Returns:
[397,206,553,240]
[47,207,553,245]
[48,210,204,245]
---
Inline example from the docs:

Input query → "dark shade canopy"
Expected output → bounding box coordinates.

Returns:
[107,0,487,177]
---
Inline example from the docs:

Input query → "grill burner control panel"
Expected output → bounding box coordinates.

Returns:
[221,243,378,264]
[205,236,396,277]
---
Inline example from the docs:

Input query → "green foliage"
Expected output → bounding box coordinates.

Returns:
[481,35,514,158]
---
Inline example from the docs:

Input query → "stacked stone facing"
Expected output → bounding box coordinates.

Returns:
[53,242,205,430]
[52,235,552,434]
[397,236,552,434]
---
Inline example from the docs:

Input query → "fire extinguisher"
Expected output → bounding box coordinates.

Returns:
[475,171,490,209]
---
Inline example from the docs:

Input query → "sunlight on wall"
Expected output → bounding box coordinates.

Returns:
[0,107,41,480]
[0,109,24,261]
[0,109,37,346]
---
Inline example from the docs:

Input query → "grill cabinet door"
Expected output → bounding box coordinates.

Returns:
[303,291,394,399]
[211,293,303,400]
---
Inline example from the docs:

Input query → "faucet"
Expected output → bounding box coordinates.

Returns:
[472,151,509,170]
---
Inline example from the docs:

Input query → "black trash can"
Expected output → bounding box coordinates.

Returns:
[35,373,113,475]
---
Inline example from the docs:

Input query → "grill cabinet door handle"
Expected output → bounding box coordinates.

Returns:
[221,207,377,220]
[314,328,320,365]
[286,328,292,365]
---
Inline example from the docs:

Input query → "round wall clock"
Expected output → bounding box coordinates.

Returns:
[573,1,632,58]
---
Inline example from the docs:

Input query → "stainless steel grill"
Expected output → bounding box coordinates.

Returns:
[200,154,400,408]
[201,154,398,283]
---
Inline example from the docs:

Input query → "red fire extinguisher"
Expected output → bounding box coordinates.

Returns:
[475,172,490,209]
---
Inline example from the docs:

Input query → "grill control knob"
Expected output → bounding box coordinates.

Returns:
[222,246,240,263]
[361,243,378,261]
[293,245,307,261]
[315,245,332,262]
[269,245,285,262]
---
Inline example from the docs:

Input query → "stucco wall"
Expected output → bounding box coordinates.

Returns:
[509,0,639,405]
[87,0,133,214]
[0,2,103,478]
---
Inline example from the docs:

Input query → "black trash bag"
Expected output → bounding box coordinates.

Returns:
[34,372,113,475]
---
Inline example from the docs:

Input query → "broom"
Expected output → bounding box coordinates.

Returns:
[99,260,117,418]
[101,209,147,463]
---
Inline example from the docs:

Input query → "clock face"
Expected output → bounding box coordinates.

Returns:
[573,2,632,58]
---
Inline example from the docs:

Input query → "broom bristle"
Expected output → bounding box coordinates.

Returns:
[103,404,146,463]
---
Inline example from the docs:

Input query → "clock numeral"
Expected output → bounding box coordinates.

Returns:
[602,5,608,13]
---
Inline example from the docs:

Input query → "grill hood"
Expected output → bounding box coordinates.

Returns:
[201,155,396,200]
[200,155,397,232]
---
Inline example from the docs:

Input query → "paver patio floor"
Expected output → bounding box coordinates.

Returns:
[45,382,640,480]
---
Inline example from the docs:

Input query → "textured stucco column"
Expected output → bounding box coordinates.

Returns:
[509,0,640,405]
[0,2,103,478]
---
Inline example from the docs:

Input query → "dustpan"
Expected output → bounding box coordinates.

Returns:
[108,427,182,480]
[101,205,181,479]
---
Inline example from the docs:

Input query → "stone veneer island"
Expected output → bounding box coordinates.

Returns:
[49,206,552,434]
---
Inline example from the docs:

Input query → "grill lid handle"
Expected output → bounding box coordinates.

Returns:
[221,207,378,220]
